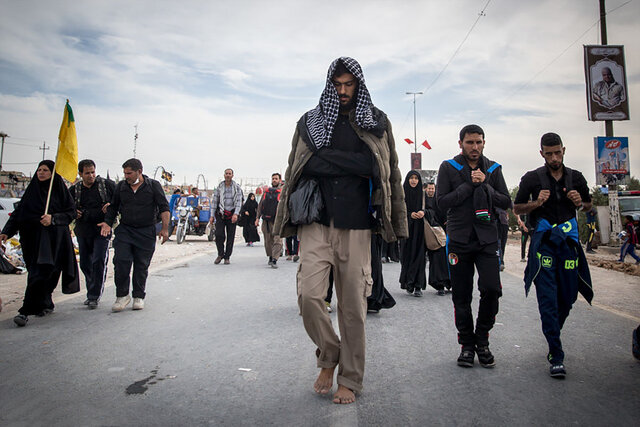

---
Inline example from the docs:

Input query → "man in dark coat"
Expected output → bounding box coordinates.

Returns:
[436,124,511,369]
[99,158,169,312]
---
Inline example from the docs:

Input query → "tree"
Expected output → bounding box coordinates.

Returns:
[624,176,640,191]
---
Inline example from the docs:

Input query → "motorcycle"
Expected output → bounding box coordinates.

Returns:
[171,195,215,244]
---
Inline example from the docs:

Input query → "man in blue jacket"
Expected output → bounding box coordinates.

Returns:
[514,132,593,379]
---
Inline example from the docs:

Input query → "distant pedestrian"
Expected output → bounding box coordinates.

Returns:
[210,168,243,265]
[1,160,79,327]
[436,124,511,369]
[240,193,260,246]
[99,158,170,312]
[399,170,426,297]
[619,215,640,264]
[69,159,115,309]
[585,207,597,253]
[256,173,283,268]
[285,235,299,261]
[273,57,407,404]
[424,182,450,295]
[517,214,532,262]
[514,132,594,378]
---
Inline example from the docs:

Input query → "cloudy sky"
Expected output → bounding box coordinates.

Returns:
[0,0,638,190]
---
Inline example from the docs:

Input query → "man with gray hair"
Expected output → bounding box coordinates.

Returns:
[210,168,243,265]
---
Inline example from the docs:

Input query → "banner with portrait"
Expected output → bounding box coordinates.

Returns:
[584,45,630,121]
[594,136,630,186]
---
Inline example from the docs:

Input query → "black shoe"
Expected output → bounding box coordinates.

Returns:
[413,289,423,297]
[457,347,475,367]
[13,314,28,327]
[549,363,566,379]
[405,289,414,295]
[293,255,299,262]
[476,345,496,368]
[224,258,230,265]
[271,259,278,269]
[586,249,596,254]
[35,308,53,317]
[88,300,98,309]
[499,264,505,272]
[214,256,223,265]
[83,299,90,306]
[437,289,446,296]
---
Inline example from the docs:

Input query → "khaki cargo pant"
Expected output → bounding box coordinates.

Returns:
[297,221,372,392]
[262,220,283,260]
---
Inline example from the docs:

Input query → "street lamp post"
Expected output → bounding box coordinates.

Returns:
[406,91,423,154]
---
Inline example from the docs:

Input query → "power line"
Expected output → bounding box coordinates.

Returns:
[481,0,633,119]
[420,0,492,96]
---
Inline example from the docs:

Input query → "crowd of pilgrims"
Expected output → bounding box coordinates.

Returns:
[0,161,464,321]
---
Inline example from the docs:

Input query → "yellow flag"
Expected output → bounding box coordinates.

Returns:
[56,100,78,182]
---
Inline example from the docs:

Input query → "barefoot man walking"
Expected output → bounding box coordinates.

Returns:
[274,57,407,404]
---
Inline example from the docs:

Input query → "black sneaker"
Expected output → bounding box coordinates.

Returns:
[83,299,90,305]
[457,347,475,367]
[88,300,98,309]
[437,289,446,296]
[413,289,423,297]
[13,314,28,327]
[476,345,496,368]
[549,363,566,379]
[271,259,278,269]
[267,257,273,266]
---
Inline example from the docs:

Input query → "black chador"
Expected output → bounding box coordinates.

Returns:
[399,170,426,294]
[1,160,79,320]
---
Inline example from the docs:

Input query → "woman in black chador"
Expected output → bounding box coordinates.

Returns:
[240,192,260,246]
[0,160,79,327]
[399,170,427,296]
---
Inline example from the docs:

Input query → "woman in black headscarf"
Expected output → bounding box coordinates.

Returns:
[241,193,260,246]
[399,170,426,296]
[0,160,79,327]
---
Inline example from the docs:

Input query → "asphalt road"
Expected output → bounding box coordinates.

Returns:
[1,243,638,426]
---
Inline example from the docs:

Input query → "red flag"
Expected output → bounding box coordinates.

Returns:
[422,140,431,150]
[404,138,414,145]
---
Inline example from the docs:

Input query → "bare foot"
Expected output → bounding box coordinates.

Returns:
[332,384,356,404]
[313,367,335,394]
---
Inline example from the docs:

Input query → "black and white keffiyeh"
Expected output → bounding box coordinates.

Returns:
[304,57,379,150]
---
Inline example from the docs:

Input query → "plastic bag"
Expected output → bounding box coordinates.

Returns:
[288,177,324,225]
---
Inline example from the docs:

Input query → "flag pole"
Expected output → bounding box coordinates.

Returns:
[44,138,61,216]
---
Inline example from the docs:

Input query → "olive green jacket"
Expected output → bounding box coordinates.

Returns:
[273,110,408,242]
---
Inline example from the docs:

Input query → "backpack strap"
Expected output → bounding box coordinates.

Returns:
[74,181,83,207]
[446,158,464,171]
[96,176,108,204]
[535,166,551,190]
[486,161,500,174]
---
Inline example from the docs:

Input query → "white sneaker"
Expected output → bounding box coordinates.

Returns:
[112,295,131,312]
[132,298,145,310]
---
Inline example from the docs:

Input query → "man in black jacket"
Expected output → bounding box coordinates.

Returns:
[436,124,511,368]
[514,132,593,378]
[70,159,115,309]
[99,158,170,312]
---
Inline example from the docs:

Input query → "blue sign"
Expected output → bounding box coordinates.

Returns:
[594,136,630,185]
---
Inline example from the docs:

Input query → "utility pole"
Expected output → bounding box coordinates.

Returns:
[39,141,50,161]
[599,0,622,242]
[0,132,7,172]
[406,92,423,154]
[133,124,139,158]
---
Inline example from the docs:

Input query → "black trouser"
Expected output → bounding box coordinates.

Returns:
[286,235,299,256]
[585,223,596,252]
[215,212,237,259]
[77,234,110,301]
[498,224,509,266]
[19,265,60,315]
[113,225,155,299]
[448,240,502,347]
